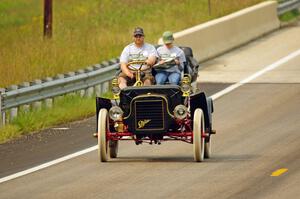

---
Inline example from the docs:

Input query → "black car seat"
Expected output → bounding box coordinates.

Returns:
[179,46,199,82]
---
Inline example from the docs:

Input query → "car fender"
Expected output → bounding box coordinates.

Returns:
[190,92,213,131]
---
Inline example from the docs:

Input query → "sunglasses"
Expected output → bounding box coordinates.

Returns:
[134,34,144,38]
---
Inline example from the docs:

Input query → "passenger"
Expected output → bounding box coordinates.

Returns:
[118,27,157,89]
[155,31,186,85]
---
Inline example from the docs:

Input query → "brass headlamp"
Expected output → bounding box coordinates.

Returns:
[181,75,191,97]
[111,78,120,99]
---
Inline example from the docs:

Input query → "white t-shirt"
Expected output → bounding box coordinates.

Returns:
[120,43,157,70]
[156,45,186,74]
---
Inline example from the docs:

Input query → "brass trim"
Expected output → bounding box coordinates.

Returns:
[181,76,191,97]
[134,99,164,131]
[123,94,174,120]
[111,78,120,99]
[138,119,151,128]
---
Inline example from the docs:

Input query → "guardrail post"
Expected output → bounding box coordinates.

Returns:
[55,74,65,101]
[76,70,85,97]
[32,79,42,111]
[65,72,76,96]
[101,61,113,94]
[9,85,18,122]
[44,77,53,108]
[102,81,110,94]
[95,84,102,97]
[0,88,5,127]
[20,82,30,112]
[93,64,102,96]
[101,61,110,93]
[85,67,94,98]
[101,61,110,67]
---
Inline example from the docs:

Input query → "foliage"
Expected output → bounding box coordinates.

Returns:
[0,0,265,87]
[0,0,267,143]
[279,9,300,22]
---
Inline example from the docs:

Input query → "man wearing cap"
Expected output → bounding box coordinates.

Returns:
[155,31,186,85]
[119,27,157,89]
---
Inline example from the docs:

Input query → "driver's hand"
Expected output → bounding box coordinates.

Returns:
[145,60,152,67]
[175,59,180,65]
[159,60,165,65]
[126,71,134,79]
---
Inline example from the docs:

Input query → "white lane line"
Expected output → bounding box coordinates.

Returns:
[52,127,70,130]
[211,48,300,100]
[1,48,300,184]
[0,146,97,184]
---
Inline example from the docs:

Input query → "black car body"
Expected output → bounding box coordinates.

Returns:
[95,47,215,162]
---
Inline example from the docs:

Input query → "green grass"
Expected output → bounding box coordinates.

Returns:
[0,125,21,143]
[0,94,98,143]
[0,0,267,143]
[277,0,300,22]
[0,0,265,88]
[279,9,300,22]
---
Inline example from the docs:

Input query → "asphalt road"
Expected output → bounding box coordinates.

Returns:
[0,24,299,198]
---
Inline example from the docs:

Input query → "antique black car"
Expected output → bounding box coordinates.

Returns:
[95,47,215,162]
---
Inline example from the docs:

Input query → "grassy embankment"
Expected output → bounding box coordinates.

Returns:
[279,9,300,22]
[277,0,300,21]
[0,0,266,143]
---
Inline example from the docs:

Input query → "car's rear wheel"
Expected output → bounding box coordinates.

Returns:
[109,140,119,158]
[193,108,205,162]
[204,136,211,158]
[98,109,108,162]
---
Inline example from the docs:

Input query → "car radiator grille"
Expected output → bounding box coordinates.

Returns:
[135,100,164,130]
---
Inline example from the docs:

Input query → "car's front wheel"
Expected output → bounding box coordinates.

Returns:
[193,108,205,162]
[98,109,108,162]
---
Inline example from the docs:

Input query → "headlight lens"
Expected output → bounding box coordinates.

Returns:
[174,105,188,120]
[181,83,191,93]
[181,75,191,96]
[112,85,121,95]
[109,106,123,121]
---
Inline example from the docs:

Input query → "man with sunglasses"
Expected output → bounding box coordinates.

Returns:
[119,27,157,89]
[155,31,186,85]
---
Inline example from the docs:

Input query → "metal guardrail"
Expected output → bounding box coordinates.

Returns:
[0,60,119,126]
[1,0,300,126]
[278,0,300,15]
[2,64,119,110]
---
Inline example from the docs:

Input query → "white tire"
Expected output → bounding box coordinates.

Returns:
[204,137,211,159]
[193,109,205,162]
[109,140,119,158]
[98,109,108,162]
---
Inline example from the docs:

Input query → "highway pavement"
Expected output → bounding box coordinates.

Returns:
[0,24,299,199]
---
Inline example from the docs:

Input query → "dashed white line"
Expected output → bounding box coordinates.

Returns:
[52,127,70,130]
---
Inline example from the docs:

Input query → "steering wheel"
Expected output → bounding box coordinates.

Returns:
[126,60,150,87]
[126,60,150,71]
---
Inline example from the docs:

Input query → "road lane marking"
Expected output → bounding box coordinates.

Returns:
[211,48,300,100]
[271,168,288,176]
[1,48,300,184]
[0,146,97,184]
[52,127,70,130]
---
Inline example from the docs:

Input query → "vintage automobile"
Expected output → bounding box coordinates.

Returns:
[95,47,215,162]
